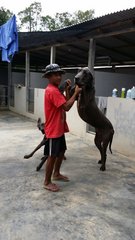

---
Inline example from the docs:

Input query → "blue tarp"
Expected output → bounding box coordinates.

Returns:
[0,15,18,62]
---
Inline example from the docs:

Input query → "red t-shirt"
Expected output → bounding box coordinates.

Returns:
[44,84,69,138]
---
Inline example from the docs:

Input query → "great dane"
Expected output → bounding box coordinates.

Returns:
[75,67,114,171]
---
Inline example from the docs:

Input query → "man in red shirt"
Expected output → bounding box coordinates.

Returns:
[43,64,81,192]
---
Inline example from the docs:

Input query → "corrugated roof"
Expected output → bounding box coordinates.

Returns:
[19,7,135,51]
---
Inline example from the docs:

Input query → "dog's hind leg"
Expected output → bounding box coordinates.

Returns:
[94,131,103,164]
[100,144,107,171]
[100,131,112,171]
[36,155,48,171]
[24,136,47,159]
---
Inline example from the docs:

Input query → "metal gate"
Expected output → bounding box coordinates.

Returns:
[0,85,8,109]
[27,87,34,113]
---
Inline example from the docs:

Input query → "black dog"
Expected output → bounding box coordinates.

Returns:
[24,118,48,171]
[75,67,114,171]
[24,118,67,171]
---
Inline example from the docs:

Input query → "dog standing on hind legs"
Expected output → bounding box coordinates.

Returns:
[75,67,114,171]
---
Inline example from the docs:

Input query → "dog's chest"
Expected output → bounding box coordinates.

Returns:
[77,93,89,120]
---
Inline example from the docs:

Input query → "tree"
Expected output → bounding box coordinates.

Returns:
[0,7,13,26]
[41,9,95,31]
[18,2,42,31]
[41,15,56,31]
[73,10,95,24]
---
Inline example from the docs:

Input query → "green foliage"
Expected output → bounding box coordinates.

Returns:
[17,1,95,31]
[18,2,42,31]
[0,7,13,26]
[73,10,95,24]
[41,9,95,31]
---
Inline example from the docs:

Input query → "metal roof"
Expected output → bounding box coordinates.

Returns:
[1,7,135,68]
[18,7,135,51]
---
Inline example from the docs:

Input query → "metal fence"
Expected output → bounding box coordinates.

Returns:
[10,85,14,107]
[27,88,34,113]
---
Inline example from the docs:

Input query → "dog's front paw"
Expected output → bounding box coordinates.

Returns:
[98,160,102,164]
[100,165,106,171]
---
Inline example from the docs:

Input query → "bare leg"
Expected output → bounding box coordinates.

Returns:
[44,156,60,192]
[53,152,69,181]
[24,136,46,159]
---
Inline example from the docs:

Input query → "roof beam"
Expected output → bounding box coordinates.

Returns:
[96,42,135,61]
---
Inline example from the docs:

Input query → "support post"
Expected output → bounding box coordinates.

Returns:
[88,38,96,77]
[50,46,56,64]
[8,62,12,108]
[25,51,30,111]
[25,51,30,88]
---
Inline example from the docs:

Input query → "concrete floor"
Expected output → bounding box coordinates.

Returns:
[0,111,135,240]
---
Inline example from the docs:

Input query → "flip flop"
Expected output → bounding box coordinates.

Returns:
[43,183,60,192]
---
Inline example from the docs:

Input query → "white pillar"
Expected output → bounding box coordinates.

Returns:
[50,46,56,64]
[88,38,96,77]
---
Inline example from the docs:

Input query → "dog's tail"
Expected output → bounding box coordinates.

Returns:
[109,130,114,154]
[37,118,41,129]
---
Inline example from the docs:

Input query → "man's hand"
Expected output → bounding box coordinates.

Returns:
[75,85,82,95]
[66,79,72,90]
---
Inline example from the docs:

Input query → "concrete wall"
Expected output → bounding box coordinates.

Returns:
[107,97,135,158]
[30,71,76,89]
[12,72,25,85]
[95,71,135,97]
[11,70,135,98]
[9,87,45,121]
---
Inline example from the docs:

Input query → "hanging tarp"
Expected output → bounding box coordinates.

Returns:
[0,15,18,62]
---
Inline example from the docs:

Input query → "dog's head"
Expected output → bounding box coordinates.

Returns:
[75,67,94,89]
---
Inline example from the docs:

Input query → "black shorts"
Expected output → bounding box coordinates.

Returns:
[44,134,67,157]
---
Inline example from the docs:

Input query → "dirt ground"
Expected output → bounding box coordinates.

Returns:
[0,111,135,240]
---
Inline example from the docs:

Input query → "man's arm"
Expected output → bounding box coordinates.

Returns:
[62,85,81,112]
[65,79,72,101]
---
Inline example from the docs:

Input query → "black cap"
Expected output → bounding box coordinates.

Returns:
[42,64,65,78]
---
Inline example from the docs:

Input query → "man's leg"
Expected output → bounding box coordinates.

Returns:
[44,139,60,192]
[44,156,60,191]
[53,151,69,181]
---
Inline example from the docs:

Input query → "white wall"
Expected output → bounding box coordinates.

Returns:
[106,97,135,158]
[9,87,45,122]
[12,72,25,85]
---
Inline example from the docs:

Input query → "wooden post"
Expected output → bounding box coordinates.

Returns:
[50,46,56,64]
[88,38,96,77]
